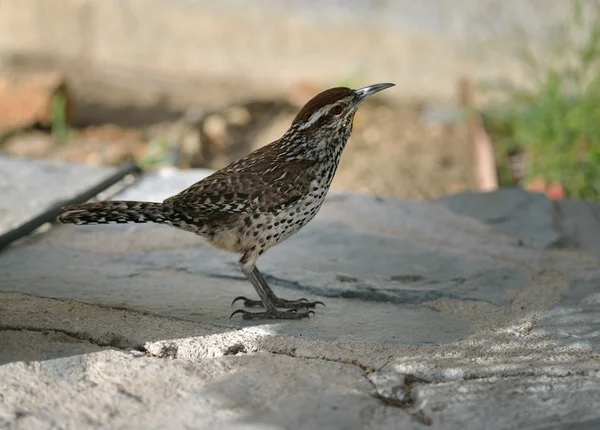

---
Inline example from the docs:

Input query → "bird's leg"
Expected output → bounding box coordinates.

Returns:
[230,255,316,320]
[232,266,324,309]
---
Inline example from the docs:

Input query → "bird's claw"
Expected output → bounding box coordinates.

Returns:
[229,309,248,319]
[230,309,315,320]
[231,296,252,307]
[231,296,325,309]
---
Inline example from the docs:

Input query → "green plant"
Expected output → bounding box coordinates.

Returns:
[481,0,600,200]
[51,91,71,143]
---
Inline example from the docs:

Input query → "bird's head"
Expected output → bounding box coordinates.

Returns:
[285,83,395,159]
[291,83,395,135]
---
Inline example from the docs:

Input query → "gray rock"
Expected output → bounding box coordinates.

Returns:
[438,188,561,249]
[556,198,600,259]
[439,188,600,259]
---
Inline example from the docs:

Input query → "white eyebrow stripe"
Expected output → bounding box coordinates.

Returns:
[297,104,334,130]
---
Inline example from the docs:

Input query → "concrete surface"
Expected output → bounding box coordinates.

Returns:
[2,161,600,429]
[0,0,580,102]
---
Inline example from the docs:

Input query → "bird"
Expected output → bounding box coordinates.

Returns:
[57,83,395,320]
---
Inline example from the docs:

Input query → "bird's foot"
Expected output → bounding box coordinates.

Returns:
[231,296,325,309]
[230,308,315,320]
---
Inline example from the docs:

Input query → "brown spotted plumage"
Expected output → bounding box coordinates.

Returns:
[58,83,395,320]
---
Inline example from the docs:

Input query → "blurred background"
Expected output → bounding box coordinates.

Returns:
[0,0,598,200]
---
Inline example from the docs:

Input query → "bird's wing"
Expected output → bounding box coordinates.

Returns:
[163,156,316,222]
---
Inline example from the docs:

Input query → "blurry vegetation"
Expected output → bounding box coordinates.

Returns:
[337,69,367,90]
[138,136,177,170]
[50,91,71,143]
[481,0,600,200]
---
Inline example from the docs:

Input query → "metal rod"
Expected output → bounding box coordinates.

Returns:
[0,162,144,253]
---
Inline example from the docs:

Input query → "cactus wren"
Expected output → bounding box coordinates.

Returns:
[58,83,395,320]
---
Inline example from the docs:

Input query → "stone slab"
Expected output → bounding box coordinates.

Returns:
[2,164,600,429]
[1,168,490,345]
[0,155,116,235]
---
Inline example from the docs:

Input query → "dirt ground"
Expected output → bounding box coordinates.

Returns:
[0,72,477,200]
[332,102,475,199]
[240,99,476,200]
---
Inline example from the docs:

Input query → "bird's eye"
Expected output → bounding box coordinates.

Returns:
[330,105,343,115]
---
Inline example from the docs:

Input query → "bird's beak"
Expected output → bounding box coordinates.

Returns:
[353,83,395,106]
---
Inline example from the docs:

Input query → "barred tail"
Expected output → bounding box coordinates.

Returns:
[57,201,169,225]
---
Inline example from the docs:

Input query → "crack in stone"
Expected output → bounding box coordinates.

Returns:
[141,334,433,423]
[269,349,432,425]
[0,324,147,352]
[1,291,179,319]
